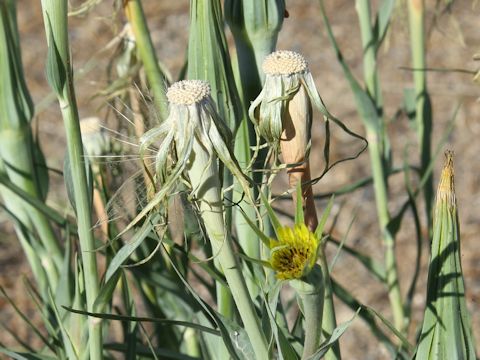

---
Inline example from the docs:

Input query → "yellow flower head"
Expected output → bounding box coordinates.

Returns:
[270,224,318,280]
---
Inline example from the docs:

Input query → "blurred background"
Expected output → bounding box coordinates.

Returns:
[0,1,478,358]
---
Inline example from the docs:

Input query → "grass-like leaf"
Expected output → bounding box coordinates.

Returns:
[63,306,220,336]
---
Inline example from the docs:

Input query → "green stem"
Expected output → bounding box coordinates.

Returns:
[186,140,269,360]
[60,98,103,359]
[214,257,234,319]
[232,38,275,256]
[228,17,270,297]
[407,0,433,231]
[187,0,241,319]
[40,0,102,357]
[291,265,324,359]
[355,0,382,109]
[356,0,405,332]
[368,133,405,332]
[124,0,169,121]
[233,117,261,299]
[319,250,341,359]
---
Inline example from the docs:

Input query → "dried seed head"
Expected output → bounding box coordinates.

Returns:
[262,50,308,76]
[437,150,455,207]
[166,80,211,105]
[251,50,312,144]
[132,79,253,235]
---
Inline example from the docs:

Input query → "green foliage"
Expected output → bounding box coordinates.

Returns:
[0,1,477,360]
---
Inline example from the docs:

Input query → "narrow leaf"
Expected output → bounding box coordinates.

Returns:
[62,306,220,336]
[314,195,334,240]
[294,182,304,225]
[105,213,160,281]
[260,191,281,236]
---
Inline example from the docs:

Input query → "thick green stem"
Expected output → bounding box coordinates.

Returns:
[40,0,102,357]
[233,117,261,299]
[124,0,169,121]
[407,0,433,230]
[186,140,269,360]
[60,98,103,359]
[214,256,234,319]
[291,265,324,359]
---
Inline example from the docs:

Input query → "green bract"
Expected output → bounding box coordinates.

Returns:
[416,152,476,359]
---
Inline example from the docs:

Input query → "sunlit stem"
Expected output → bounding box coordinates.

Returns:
[185,139,269,360]
[368,133,405,332]
[40,0,102,357]
[407,0,433,232]
[124,0,169,121]
[291,265,324,359]
[356,0,405,332]
[318,246,341,359]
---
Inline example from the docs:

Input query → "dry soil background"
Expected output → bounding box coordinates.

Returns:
[0,1,479,359]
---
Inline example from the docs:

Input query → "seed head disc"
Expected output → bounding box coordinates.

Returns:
[263,50,308,76]
[166,80,211,105]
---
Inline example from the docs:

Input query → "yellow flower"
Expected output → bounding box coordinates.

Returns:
[270,224,318,280]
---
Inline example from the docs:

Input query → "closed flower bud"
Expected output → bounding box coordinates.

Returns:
[416,151,476,359]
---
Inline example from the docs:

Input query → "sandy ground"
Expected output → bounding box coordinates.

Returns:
[0,1,479,359]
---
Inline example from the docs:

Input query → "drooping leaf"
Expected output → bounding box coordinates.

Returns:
[105,213,161,281]
[62,306,220,336]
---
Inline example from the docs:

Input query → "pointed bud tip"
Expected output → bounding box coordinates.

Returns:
[166,80,211,105]
[263,50,308,76]
[437,150,455,206]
